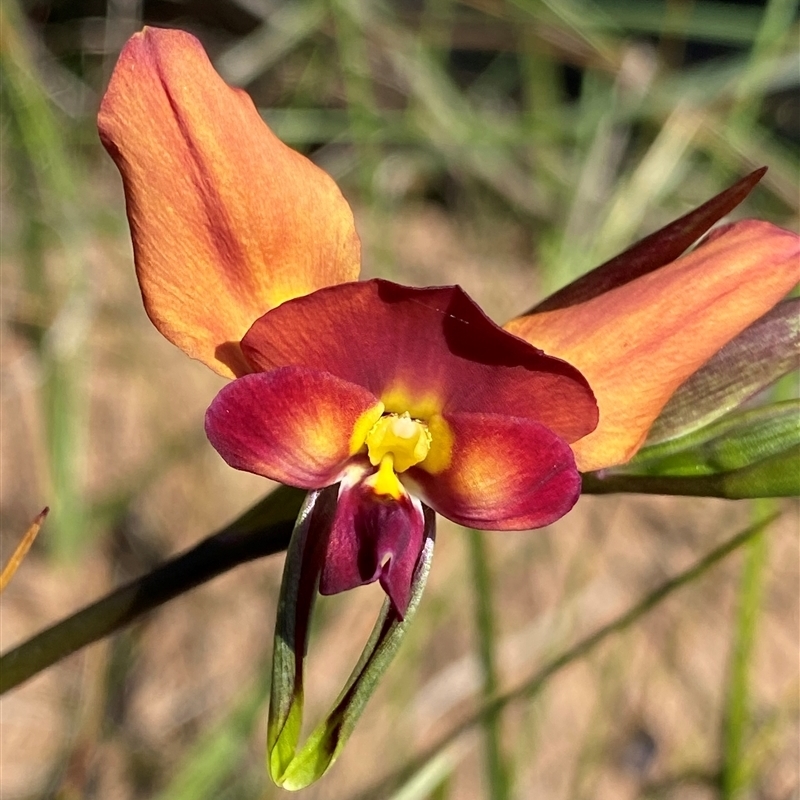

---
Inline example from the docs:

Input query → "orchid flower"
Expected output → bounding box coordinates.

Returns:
[99,27,799,788]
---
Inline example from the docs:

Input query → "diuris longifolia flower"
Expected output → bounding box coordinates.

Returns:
[204,279,598,615]
[98,26,799,787]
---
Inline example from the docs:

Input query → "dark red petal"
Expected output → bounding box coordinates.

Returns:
[241,280,597,444]
[320,477,426,617]
[204,367,382,488]
[532,168,767,313]
[407,411,581,529]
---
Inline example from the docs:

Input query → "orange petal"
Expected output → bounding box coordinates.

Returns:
[98,28,361,377]
[505,220,800,472]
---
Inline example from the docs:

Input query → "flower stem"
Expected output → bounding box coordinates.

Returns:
[720,500,771,798]
[467,529,510,800]
[2,0,92,559]
[0,486,304,694]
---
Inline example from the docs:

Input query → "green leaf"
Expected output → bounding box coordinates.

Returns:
[625,400,800,476]
[720,445,800,498]
[646,298,800,445]
[0,484,304,695]
[584,399,800,498]
[267,489,436,790]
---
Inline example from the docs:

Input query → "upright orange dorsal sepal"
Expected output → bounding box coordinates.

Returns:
[98,28,361,377]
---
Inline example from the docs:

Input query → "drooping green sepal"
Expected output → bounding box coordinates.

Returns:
[267,487,436,790]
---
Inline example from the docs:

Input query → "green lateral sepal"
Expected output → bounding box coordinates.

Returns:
[267,488,436,790]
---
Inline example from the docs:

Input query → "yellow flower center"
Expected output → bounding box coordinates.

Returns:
[364,412,431,499]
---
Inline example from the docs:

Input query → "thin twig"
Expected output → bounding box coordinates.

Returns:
[467,529,510,800]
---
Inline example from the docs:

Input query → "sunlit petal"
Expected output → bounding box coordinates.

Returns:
[242,279,598,443]
[407,411,581,529]
[99,28,361,377]
[506,220,800,471]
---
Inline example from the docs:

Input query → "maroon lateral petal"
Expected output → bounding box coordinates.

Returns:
[532,168,767,313]
[241,279,597,444]
[204,366,381,488]
[320,476,426,618]
[407,411,582,529]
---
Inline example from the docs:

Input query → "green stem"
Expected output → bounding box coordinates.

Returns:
[728,0,800,132]
[720,501,771,798]
[331,0,381,195]
[0,486,305,694]
[581,448,800,499]
[467,529,510,800]
[353,512,780,800]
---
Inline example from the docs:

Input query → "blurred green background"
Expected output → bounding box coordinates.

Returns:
[1,0,798,798]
